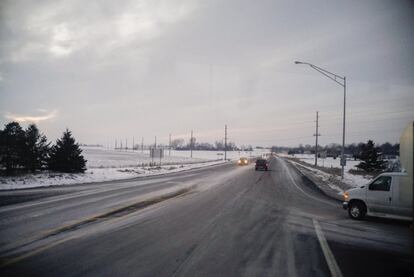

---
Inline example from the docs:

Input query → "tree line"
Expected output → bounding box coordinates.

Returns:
[170,138,252,151]
[0,122,86,175]
[273,140,399,173]
[272,141,399,158]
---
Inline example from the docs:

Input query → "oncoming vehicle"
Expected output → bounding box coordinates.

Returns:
[255,159,269,171]
[238,157,248,165]
[342,172,412,221]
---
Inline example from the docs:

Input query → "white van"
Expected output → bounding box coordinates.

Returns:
[342,172,413,221]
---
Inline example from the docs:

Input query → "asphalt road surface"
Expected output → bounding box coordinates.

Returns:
[0,157,412,276]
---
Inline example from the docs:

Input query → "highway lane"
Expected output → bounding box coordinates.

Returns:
[0,162,236,255]
[1,157,412,276]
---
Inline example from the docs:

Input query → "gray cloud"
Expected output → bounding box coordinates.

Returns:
[5,109,57,123]
[0,0,413,146]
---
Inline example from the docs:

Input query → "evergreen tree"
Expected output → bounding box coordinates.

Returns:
[0,122,26,174]
[48,129,87,173]
[23,124,50,172]
[379,142,393,156]
[356,140,386,172]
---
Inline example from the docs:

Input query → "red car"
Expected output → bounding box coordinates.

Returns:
[255,159,269,171]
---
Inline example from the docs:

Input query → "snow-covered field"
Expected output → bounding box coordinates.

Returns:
[86,147,269,168]
[85,148,209,168]
[0,147,270,190]
[289,154,361,171]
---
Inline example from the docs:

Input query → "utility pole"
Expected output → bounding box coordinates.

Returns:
[169,133,171,157]
[224,125,228,161]
[313,111,321,167]
[115,139,117,150]
[141,137,144,153]
[190,130,193,158]
[151,136,155,165]
[132,137,135,151]
[126,138,128,151]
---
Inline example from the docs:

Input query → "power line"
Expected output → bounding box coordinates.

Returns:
[323,126,406,137]
[236,110,413,135]
[318,109,414,121]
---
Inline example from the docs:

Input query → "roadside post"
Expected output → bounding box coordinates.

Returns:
[150,148,164,166]
[321,151,327,167]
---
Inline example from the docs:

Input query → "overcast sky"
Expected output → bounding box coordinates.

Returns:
[1,0,413,147]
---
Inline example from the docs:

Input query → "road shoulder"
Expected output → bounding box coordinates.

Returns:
[283,158,349,201]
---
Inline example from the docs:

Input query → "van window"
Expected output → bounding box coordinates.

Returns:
[368,176,392,191]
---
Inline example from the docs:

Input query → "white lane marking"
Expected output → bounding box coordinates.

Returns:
[279,157,337,208]
[313,219,343,277]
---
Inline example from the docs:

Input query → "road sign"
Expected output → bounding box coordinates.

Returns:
[150,148,164,159]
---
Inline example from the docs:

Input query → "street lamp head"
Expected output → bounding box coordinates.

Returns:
[294,61,303,64]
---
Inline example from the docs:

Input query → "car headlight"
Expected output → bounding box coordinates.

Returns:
[343,192,349,200]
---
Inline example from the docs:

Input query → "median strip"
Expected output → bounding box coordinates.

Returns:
[45,187,192,237]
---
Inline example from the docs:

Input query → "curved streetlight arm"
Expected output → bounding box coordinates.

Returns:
[295,61,345,87]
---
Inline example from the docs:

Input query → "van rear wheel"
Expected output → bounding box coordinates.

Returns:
[348,201,366,220]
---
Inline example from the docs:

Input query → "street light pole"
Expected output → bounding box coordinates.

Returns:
[341,77,346,179]
[295,61,347,179]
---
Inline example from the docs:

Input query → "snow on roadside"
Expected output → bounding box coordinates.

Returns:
[0,160,225,190]
[286,159,371,196]
[281,154,372,189]
[280,153,360,172]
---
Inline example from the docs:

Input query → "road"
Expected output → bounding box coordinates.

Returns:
[0,157,412,276]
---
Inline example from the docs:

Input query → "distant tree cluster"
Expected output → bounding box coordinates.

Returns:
[272,139,397,173]
[0,122,86,175]
[172,137,249,151]
[274,141,399,159]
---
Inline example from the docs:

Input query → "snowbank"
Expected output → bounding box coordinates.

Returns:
[284,154,372,188]
[0,161,225,190]
[281,154,373,200]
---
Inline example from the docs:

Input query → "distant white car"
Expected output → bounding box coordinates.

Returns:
[342,172,412,221]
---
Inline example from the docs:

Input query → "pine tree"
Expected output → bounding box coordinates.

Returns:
[356,140,386,172]
[48,129,87,173]
[23,124,50,172]
[0,122,26,174]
